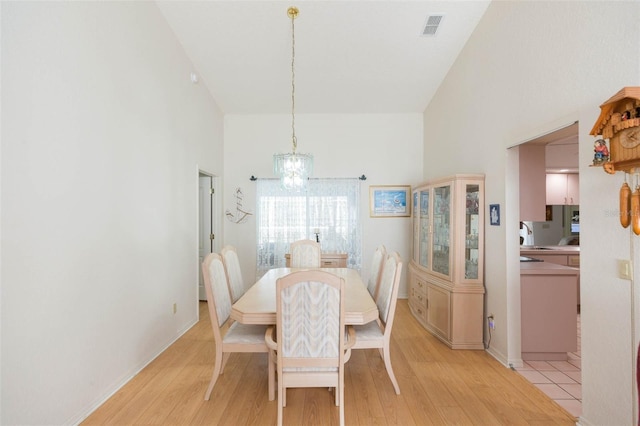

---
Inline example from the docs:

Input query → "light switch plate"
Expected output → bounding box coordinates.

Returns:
[617,259,632,280]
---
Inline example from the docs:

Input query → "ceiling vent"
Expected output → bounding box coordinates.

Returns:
[422,14,444,37]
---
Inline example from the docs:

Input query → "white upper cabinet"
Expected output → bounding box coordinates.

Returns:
[567,174,579,204]
[546,173,579,205]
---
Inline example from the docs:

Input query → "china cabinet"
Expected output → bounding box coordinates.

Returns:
[408,174,485,349]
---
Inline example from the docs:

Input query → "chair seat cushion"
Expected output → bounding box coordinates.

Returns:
[353,321,383,341]
[224,322,269,344]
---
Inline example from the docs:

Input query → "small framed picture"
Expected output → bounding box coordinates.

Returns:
[489,204,500,226]
[369,185,411,217]
[545,205,553,221]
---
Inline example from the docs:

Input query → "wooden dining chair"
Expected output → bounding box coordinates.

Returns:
[289,239,321,268]
[265,270,355,426]
[366,244,387,301]
[220,245,245,303]
[201,253,275,401]
[352,251,403,395]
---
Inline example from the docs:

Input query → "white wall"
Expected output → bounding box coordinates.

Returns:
[223,114,423,297]
[424,1,640,425]
[1,2,224,424]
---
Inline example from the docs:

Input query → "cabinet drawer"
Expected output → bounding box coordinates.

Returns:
[321,259,343,267]
[285,253,347,268]
[410,275,427,323]
[413,277,427,295]
[410,294,427,322]
[529,254,568,265]
[410,286,427,306]
[320,253,347,267]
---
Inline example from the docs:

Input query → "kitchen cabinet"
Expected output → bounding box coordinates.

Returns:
[408,174,485,349]
[519,245,579,265]
[519,247,580,305]
[520,262,578,360]
[520,144,546,221]
[546,173,579,205]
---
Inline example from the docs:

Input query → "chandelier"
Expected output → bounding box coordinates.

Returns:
[273,6,313,192]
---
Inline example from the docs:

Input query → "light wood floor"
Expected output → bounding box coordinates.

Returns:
[82,300,576,425]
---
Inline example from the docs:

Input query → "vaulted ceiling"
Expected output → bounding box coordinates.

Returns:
[157,1,491,114]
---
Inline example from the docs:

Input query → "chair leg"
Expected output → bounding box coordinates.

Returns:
[339,374,345,426]
[220,352,230,374]
[268,351,275,401]
[205,348,224,400]
[277,381,284,426]
[382,344,400,395]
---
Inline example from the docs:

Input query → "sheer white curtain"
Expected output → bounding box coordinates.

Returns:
[256,178,361,276]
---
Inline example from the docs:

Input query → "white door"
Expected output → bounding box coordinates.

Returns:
[199,174,214,300]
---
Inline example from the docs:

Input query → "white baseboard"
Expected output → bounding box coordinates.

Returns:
[68,318,198,425]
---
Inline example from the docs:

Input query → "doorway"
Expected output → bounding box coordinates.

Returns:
[506,122,582,415]
[198,172,215,301]
[506,120,580,363]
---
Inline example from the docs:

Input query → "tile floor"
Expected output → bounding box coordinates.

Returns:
[515,314,582,418]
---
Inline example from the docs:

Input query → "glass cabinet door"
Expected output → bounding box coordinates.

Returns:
[418,189,430,269]
[464,184,480,279]
[432,184,451,276]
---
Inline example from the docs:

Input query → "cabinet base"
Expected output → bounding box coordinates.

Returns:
[522,352,569,361]
[409,304,485,350]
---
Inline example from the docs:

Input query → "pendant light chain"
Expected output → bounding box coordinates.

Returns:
[290,9,297,154]
[273,6,312,193]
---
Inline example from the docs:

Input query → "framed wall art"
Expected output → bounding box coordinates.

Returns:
[489,204,500,226]
[545,205,553,221]
[369,185,411,217]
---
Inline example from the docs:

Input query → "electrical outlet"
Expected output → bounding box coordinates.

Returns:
[173,303,177,314]
[488,314,495,330]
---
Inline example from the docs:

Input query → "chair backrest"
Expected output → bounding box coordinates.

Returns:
[367,245,387,300]
[289,239,322,268]
[275,270,345,370]
[201,253,233,341]
[376,252,403,329]
[221,245,245,303]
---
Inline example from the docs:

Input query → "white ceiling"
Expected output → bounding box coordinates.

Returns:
[156,1,491,114]
[521,122,579,173]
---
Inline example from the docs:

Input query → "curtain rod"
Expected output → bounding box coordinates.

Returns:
[250,175,366,181]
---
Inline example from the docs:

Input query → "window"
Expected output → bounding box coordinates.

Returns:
[256,178,361,275]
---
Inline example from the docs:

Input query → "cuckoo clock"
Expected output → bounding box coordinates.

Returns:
[590,87,640,174]
[591,87,640,234]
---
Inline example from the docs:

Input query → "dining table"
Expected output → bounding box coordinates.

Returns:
[231,267,379,325]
